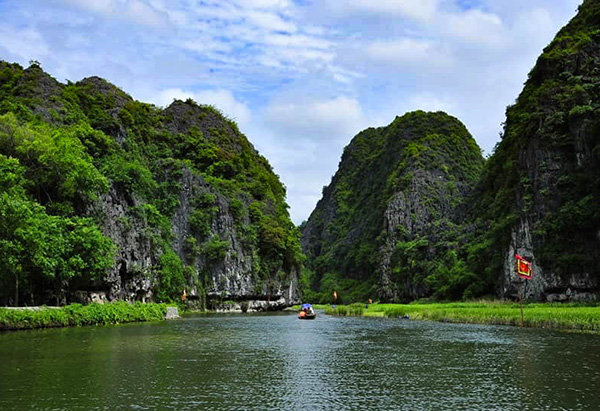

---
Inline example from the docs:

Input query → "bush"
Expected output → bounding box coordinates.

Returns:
[203,235,230,262]
[0,302,168,330]
[155,252,185,303]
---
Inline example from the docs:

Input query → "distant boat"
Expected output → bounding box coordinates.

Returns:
[298,303,316,320]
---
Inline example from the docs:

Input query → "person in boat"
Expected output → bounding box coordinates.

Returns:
[300,303,315,317]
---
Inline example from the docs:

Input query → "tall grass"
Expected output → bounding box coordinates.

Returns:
[327,301,600,331]
[325,303,365,316]
[0,302,168,331]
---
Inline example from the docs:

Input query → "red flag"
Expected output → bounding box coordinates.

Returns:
[515,255,533,279]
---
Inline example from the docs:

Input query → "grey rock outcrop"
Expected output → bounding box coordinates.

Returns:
[169,168,299,306]
[379,168,469,301]
[90,186,156,302]
[165,306,180,319]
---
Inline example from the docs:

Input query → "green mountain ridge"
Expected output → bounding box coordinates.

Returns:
[0,61,301,308]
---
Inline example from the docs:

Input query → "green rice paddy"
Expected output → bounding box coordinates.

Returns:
[326,301,600,331]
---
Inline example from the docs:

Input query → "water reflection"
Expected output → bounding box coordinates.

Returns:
[0,312,599,410]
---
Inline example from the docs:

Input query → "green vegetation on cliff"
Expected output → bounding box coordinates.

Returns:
[301,111,484,303]
[471,0,600,297]
[0,61,301,306]
[0,115,115,306]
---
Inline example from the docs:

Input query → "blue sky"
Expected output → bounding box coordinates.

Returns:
[0,0,583,223]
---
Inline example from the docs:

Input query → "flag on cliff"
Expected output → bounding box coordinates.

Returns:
[515,255,533,279]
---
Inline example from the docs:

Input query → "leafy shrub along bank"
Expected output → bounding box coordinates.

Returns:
[0,302,168,330]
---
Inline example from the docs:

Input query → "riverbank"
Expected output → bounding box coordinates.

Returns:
[0,302,168,331]
[325,302,600,331]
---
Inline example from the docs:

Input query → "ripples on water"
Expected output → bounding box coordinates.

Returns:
[1,311,599,410]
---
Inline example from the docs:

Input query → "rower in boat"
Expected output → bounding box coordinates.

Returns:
[298,303,316,319]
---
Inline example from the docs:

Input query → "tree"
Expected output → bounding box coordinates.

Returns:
[0,153,114,305]
[155,251,185,302]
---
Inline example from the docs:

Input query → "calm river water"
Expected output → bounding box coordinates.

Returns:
[1,311,599,410]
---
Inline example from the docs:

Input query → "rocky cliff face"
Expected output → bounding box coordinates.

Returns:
[0,62,300,309]
[474,0,600,302]
[302,111,484,302]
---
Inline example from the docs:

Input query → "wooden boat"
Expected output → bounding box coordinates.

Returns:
[298,311,316,320]
[298,303,316,320]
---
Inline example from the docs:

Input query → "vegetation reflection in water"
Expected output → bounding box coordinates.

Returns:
[1,312,600,410]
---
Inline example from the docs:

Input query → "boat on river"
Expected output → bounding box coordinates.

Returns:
[298,303,316,320]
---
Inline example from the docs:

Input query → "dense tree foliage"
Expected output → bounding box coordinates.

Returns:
[0,150,114,305]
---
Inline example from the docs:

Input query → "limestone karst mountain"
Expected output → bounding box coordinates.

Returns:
[0,61,301,308]
[301,111,484,302]
[471,0,600,302]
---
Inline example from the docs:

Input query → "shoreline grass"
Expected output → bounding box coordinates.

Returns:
[326,301,600,332]
[0,302,168,331]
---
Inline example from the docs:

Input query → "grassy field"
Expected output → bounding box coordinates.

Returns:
[325,301,600,331]
[0,302,168,331]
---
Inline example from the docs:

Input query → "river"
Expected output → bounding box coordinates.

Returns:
[1,311,599,410]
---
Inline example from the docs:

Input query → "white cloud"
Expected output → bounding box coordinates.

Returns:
[366,38,453,69]
[127,0,167,26]
[0,25,49,61]
[195,89,251,126]
[332,73,352,84]
[59,0,170,27]
[246,10,296,33]
[510,8,555,51]
[181,40,232,54]
[329,0,440,22]
[152,88,194,107]
[257,95,368,223]
[264,33,331,49]
[444,10,505,47]
[272,47,334,67]
[408,93,456,113]
[238,0,292,9]
[265,96,366,140]
[61,0,113,14]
